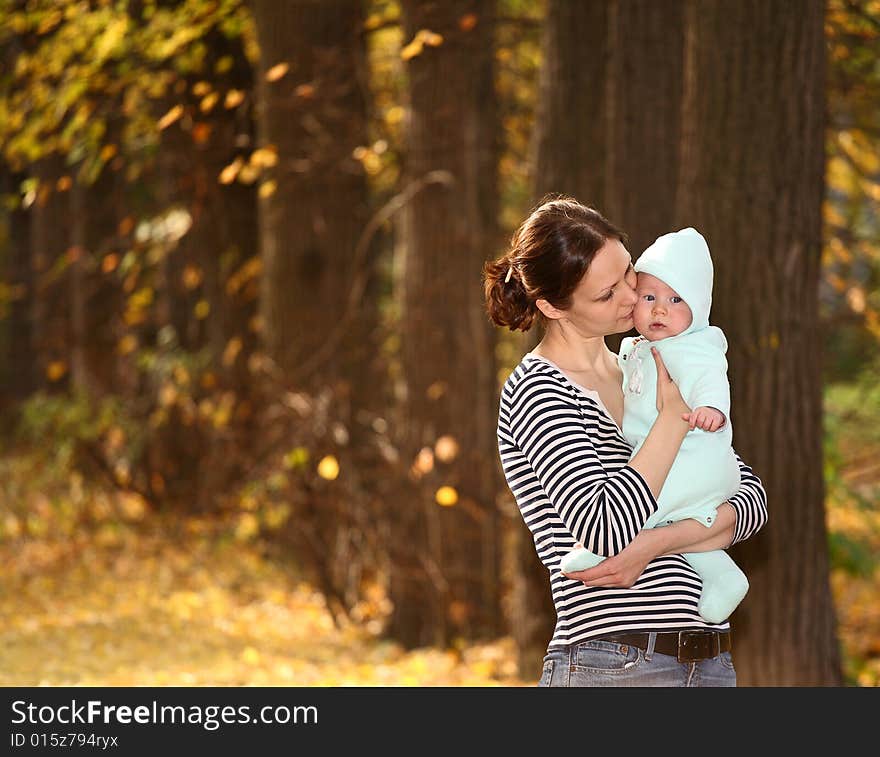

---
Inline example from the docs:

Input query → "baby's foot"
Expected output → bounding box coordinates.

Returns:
[698,568,749,624]
[560,547,605,574]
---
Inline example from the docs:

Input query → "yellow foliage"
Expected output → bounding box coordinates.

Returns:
[224,89,245,109]
[364,14,384,30]
[158,382,178,407]
[157,104,183,130]
[117,334,137,355]
[412,447,434,476]
[3,514,22,538]
[235,513,259,541]
[46,361,67,381]
[258,179,277,198]
[173,364,190,386]
[459,14,478,32]
[317,456,340,481]
[118,493,146,520]
[200,92,219,113]
[101,253,119,273]
[241,647,261,665]
[282,447,309,470]
[215,56,234,75]
[265,62,289,82]
[264,504,290,530]
[250,147,278,168]
[238,164,259,184]
[239,494,258,511]
[219,157,243,185]
[401,29,444,61]
[385,105,405,125]
[838,129,880,174]
[434,435,459,462]
[426,381,446,400]
[181,264,203,290]
[222,337,243,367]
[847,287,867,314]
[226,256,262,295]
[192,122,212,145]
[435,486,458,507]
[212,393,235,429]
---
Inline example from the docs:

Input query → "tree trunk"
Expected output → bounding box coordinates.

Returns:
[69,159,123,400]
[675,0,841,686]
[531,0,608,207]
[0,168,35,417]
[30,157,72,394]
[605,0,684,259]
[252,0,373,388]
[252,1,388,615]
[389,0,502,647]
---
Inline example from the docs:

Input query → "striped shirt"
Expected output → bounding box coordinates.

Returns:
[497,352,769,652]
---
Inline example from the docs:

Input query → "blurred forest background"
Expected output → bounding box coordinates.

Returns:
[0,0,877,687]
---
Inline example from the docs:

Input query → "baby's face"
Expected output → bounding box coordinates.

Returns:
[632,272,693,341]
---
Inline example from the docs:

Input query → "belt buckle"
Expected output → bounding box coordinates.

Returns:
[677,631,719,662]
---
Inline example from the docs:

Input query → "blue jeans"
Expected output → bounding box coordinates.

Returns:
[537,634,737,687]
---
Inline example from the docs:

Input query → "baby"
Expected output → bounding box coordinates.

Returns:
[562,227,748,624]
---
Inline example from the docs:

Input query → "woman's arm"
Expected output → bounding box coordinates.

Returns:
[563,505,735,588]
[655,503,737,554]
[566,456,769,588]
[725,454,769,544]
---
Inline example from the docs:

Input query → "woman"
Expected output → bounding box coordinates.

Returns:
[483,197,768,687]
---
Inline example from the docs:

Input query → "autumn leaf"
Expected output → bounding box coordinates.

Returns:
[157,105,183,130]
[265,62,289,82]
[435,486,458,506]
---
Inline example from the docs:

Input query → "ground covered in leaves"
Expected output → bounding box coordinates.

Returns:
[0,490,525,687]
[1,432,877,686]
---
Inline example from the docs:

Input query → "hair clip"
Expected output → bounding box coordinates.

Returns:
[504,266,513,283]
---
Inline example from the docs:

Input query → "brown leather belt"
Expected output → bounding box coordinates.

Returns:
[598,631,731,662]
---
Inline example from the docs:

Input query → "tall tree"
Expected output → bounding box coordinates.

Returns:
[675,0,841,685]
[604,0,684,259]
[532,0,607,207]
[251,1,387,611]
[30,157,72,395]
[69,154,124,401]
[150,22,260,511]
[390,0,502,647]
[0,167,35,415]
[251,0,374,389]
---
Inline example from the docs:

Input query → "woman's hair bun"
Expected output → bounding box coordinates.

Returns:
[482,257,538,332]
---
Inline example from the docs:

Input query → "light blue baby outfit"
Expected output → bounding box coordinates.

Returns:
[562,228,749,623]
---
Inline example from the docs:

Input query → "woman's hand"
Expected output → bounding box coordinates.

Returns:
[652,346,690,420]
[562,532,665,588]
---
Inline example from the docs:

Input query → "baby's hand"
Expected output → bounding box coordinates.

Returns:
[680,406,726,432]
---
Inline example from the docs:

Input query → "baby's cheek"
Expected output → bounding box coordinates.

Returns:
[632,306,651,333]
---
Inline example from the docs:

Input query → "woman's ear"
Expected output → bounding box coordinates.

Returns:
[535,298,563,321]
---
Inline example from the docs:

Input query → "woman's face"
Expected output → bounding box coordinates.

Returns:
[538,238,638,338]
